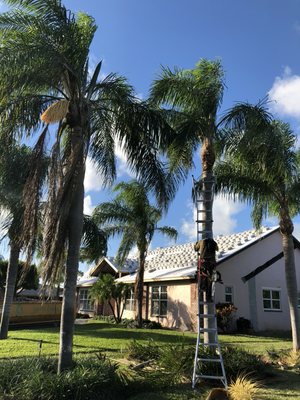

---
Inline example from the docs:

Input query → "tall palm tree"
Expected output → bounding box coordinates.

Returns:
[93,181,177,327]
[150,59,271,339]
[0,142,38,339]
[215,119,300,351]
[0,1,177,371]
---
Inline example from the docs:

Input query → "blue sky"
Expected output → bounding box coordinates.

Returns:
[2,0,300,266]
[64,0,300,263]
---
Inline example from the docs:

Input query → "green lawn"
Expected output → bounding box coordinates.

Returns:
[0,321,292,359]
[0,321,299,400]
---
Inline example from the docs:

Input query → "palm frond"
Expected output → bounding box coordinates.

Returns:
[80,214,107,264]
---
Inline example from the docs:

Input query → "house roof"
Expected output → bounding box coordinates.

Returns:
[115,226,280,283]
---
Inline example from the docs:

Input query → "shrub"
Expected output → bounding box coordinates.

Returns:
[127,339,161,362]
[0,355,126,400]
[236,317,252,333]
[142,319,162,329]
[222,346,267,380]
[216,303,237,332]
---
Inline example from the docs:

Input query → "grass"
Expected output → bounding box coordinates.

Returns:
[0,321,292,359]
[0,320,299,400]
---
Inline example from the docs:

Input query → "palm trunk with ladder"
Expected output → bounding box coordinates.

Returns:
[192,175,227,389]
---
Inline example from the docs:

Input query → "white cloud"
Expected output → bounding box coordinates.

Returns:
[84,157,103,192]
[180,196,246,241]
[115,139,136,179]
[268,67,300,119]
[83,195,95,216]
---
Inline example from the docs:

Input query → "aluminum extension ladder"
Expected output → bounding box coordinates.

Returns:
[192,176,227,389]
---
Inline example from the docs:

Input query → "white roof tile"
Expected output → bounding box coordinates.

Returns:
[79,226,278,285]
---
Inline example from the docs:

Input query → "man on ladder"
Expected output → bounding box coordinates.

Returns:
[192,176,227,390]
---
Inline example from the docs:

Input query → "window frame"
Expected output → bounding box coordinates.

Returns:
[151,285,168,317]
[224,286,234,303]
[78,288,94,311]
[124,288,135,311]
[262,287,281,312]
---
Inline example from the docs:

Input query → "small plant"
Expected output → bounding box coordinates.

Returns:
[228,374,260,400]
[282,350,300,367]
[127,339,161,362]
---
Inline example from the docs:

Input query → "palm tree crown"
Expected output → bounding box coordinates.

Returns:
[215,120,300,350]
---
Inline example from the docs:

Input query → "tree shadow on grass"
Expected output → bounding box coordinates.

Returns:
[74,323,196,344]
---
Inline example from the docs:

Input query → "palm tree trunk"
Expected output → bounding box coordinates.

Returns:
[280,213,300,351]
[0,240,20,339]
[135,250,146,328]
[201,135,216,344]
[58,131,85,373]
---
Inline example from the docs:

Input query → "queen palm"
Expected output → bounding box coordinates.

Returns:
[215,120,300,351]
[150,60,271,341]
[0,0,177,371]
[93,181,177,328]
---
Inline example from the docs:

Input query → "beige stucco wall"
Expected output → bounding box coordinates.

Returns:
[145,282,196,331]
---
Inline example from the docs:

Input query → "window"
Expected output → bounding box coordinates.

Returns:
[225,286,233,303]
[262,288,281,311]
[125,289,135,311]
[79,289,94,311]
[151,286,167,317]
[298,292,300,308]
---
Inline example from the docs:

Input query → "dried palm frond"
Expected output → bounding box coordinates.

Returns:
[41,135,84,288]
[20,125,48,268]
[41,99,69,124]
[228,374,261,400]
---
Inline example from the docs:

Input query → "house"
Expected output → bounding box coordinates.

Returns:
[77,256,136,317]
[77,226,300,332]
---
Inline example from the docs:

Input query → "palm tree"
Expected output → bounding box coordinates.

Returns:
[0,142,38,339]
[93,181,178,327]
[215,119,300,351]
[0,1,177,371]
[89,274,131,323]
[150,59,271,340]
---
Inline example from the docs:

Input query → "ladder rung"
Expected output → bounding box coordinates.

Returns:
[198,301,215,305]
[199,314,215,318]
[197,358,222,363]
[195,374,226,380]
[201,342,219,346]
[200,328,217,332]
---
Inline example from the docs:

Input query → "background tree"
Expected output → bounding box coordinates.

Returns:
[0,260,38,294]
[0,0,177,371]
[93,181,177,327]
[0,142,44,339]
[215,119,300,351]
[89,274,131,323]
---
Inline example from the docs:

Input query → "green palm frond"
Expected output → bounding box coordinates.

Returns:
[155,226,178,241]
[214,161,274,203]
[150,59,224,116]
[115,230,137,266]
[80,214,107,264]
